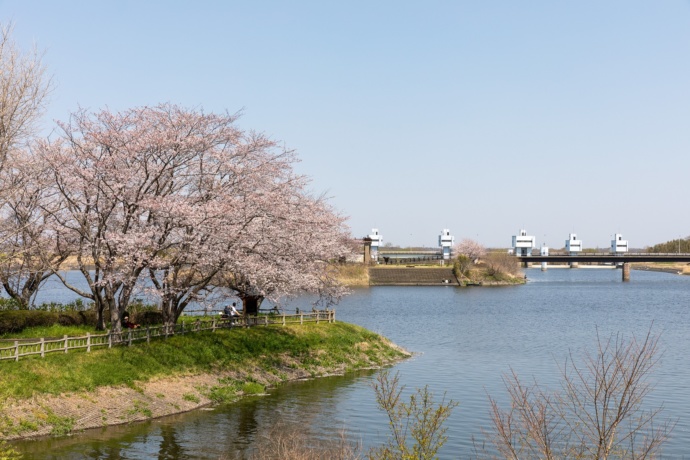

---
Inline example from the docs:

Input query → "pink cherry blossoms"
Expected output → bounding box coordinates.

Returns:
[0,104,352,331]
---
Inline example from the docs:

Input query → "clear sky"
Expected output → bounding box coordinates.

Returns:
[2,1,689,249]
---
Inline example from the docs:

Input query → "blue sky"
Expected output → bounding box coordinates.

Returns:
[2,1,689,249]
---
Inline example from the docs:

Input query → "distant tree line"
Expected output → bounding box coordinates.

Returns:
[647,237,690,254]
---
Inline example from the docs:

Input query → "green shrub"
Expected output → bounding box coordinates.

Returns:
[241,381,265,395]
[0,310,98,335]
[137,310,163,326]
[0,298,22,311]
[34,298,91,312]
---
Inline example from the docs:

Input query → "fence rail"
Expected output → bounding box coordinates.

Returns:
[0,310,335,362]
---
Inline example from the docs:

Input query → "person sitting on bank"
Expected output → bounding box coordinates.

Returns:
[123,314,139,329]
[222,304,232,318]
[230,302,240,316]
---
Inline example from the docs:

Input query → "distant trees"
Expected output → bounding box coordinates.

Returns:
[647,237,690,254]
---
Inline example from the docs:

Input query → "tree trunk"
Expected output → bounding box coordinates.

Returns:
[241,295,264,316]
[107,293,120,333]
[161,294,177,328]
[95,302,106,331]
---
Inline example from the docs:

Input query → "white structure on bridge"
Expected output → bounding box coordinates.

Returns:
[368,228,383,262]
[566,233,582,268]
[611,233,629,254]
[439,229,454,260]
[512,229,536,257]
[566,233,582,254]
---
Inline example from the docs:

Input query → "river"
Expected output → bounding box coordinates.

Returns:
[11,267,690,458]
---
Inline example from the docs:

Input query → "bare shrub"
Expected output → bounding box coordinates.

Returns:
[369,370,458,460]
[483,252,520,279]
[485,326,674,459]
[0,22,51,171]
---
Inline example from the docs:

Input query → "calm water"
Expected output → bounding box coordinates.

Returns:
[12,268,690,458]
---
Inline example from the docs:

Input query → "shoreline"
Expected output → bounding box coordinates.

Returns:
[2,363,402,441]
[0,325,411,441]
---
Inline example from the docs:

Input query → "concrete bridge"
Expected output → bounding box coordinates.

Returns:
[516,253,690,281]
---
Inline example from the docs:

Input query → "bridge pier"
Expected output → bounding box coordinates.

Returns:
[622,262,630,282]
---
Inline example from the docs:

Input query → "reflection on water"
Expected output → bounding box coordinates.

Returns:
[11,268,690,458]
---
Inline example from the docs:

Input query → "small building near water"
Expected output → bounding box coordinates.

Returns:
[439,229,454,260]
[368,228,383,262]
[512,229,535,257]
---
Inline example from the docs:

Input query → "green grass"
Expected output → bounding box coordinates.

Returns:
[0,322,407,400]
[241,381,265,395]
[0,324,98,341]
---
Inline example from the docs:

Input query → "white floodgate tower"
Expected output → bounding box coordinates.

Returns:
[565,233,582,268]
[368,228,383,263]
[611,233,628,254]
[439,229,454,260]
[512,229,535,256]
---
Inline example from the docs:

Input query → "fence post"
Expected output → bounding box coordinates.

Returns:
[40,337,45,357]
[108,332,112,348]
[316,312,319,324]
[264,316,268,326]
[14,340,18,362]
[128,329,133,346]
[300,313,303,325]
[282,314,286,326]
[87,333,91,352]
[146,326,150,343]
[64,335,69,354]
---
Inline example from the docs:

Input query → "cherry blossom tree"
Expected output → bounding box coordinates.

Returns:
[0,23,56,306]
[39,104,261,330]
[0,23,51,173]
[453,238,486,263]
[38,103,351,331]
[144,127,303,326]
[218,190,352,316]
[0,148,70,308]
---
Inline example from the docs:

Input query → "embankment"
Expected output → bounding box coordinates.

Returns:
[0,322,409,440]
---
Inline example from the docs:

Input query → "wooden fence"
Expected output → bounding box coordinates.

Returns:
[0,310,335,362]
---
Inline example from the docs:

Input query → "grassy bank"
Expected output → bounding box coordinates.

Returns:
[335,263,370,286]
[632,262,690,275]
[0,322,409,440]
